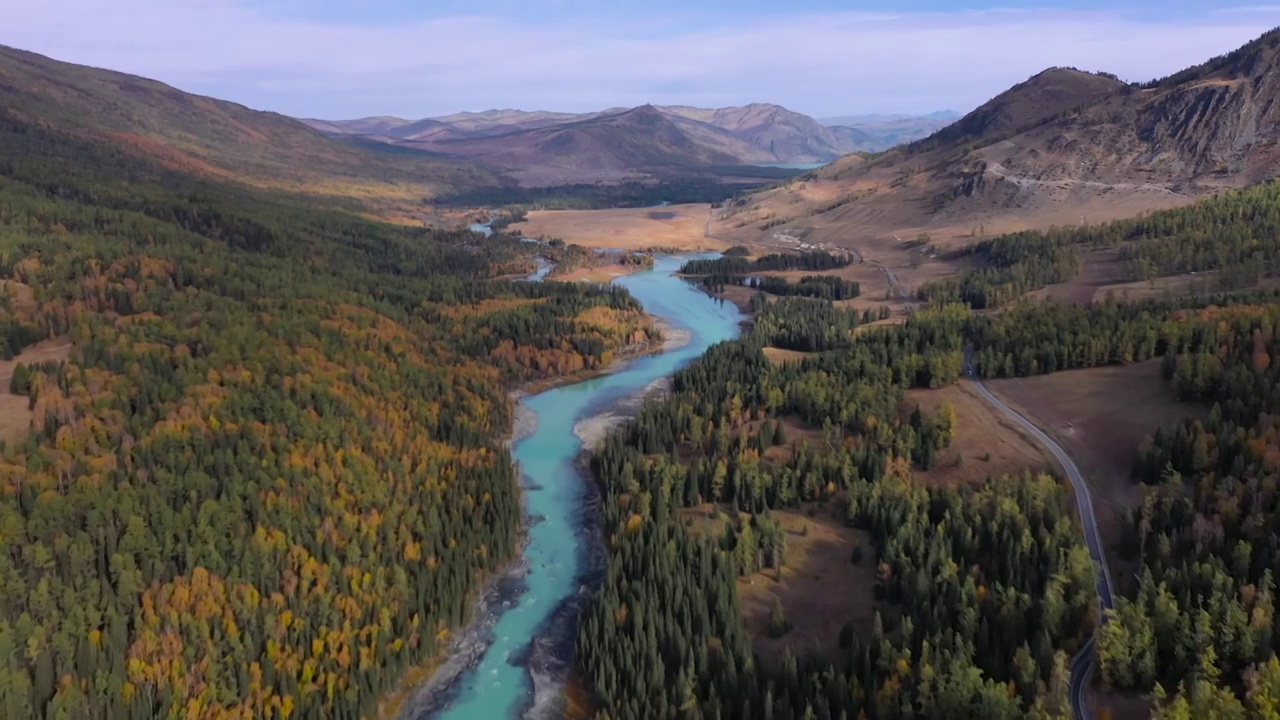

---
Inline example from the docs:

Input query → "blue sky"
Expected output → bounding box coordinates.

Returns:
[5,2,1279,120]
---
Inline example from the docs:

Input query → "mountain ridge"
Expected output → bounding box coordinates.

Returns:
[299,102,939,180]
[0,44,505,212]
[716,31,1280,248]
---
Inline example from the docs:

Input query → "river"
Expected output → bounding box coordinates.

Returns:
[419,254,743,719]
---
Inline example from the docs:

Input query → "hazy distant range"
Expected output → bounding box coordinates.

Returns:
[300,105,962,181]
[817,110,961,149]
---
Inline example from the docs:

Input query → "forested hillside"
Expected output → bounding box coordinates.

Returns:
[919,180,1280,308]
[0,45,500,207]
[0,102,652,718]
[579,213,1280,717]
[576,298,1095,719]
[967,295,1280,716]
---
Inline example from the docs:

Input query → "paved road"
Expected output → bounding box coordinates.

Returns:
[963,355,1114,720]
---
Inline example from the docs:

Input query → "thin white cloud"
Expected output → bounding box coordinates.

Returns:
[3,2,1279,118]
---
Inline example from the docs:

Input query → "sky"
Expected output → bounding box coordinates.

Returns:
[4,1,1280,120]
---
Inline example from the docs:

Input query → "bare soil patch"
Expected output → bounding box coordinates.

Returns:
[1029,282,1098,305]
[3,281,36,313]
[511,204,727,252]
[0,338,72,445]
[681,500,875,670]
[904,383,1051,486]
[986,361,1204,589]
[762,347,814,366]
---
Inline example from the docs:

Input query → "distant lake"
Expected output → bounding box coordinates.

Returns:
[753,161,828,170]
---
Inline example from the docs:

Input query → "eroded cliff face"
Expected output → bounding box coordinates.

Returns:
[1000,34,1280,187]
[1136,75,1278,182]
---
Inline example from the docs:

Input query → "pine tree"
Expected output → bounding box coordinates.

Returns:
[768,597,790,639]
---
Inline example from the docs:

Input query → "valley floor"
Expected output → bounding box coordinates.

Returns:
[511,205,727,252]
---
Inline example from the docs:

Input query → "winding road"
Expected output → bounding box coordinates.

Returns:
[963,355,1114,720]
[983,162,1195,201]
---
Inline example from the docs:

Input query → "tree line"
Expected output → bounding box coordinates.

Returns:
[0,110,653,719]
[576,294,1092,719]
[700,274,861,301]
[919,180,1280,309]
[680,251,854,276]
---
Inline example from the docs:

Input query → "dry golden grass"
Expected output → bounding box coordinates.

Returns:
[554,264,638,283]
[903,383,1051,487]
[3,281,36,312]
[511,205,728,251]
[681,499,876,670]
[762,347,814,366]
[713,283,763,312]
[852,316,907,334]
[1027,282,1100,305]
[711,160,1199,263]
[0,338,72,444]
[986,361,1204,586]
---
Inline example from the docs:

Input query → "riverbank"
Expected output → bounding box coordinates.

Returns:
[522,319,695,720]
[516,316,669,396]
[571,319,692,451]
[390,254,743,720]
[382,312,689,720]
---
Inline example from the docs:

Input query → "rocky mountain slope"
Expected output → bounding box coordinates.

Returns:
[718,30,1280,248]
[0,45,501,202]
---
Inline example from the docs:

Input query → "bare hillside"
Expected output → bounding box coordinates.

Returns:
[719,31,1280,249]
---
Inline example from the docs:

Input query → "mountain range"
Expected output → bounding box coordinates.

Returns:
[816,111,960,149]
[5,42,951,202]
[16,27,1280,250]
[720,29,1280,245]
[300,105,956,182]
[0,44,502,210]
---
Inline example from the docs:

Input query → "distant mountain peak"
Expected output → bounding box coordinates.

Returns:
[304,101,909,169]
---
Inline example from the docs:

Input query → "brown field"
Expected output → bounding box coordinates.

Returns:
[710,161,1198,258]
[904,383,1051,486]
[553,264,637,283]
[852,316,907,334]
[762,347,814,366]
[3,280,36,312]
[715,283,763,311]
[0,338,72,444]
[745,242,934,317]
[682,499,875,669]
[1094,273,1280,304]
[511,204,728,252]
[986,361,1204,587]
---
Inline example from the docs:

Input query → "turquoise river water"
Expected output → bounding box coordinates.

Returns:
[425,254,743,719]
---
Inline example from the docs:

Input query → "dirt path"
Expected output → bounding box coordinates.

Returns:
[984,163,1195,200]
